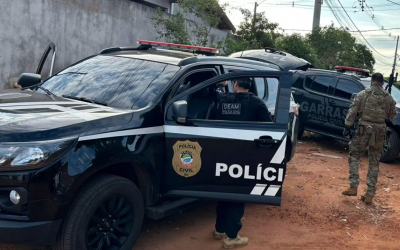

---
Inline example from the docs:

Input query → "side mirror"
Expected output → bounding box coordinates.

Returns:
[172,100,188,124]
[350,93,357,101]
[17,73,41,88]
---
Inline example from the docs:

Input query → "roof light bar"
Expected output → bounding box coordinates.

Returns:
[137,40,219,54]
[335,66,370,73]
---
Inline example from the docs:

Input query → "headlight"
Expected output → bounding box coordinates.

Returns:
[0,138,76,171]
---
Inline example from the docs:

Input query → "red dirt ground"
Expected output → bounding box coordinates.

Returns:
[3,133,400,250]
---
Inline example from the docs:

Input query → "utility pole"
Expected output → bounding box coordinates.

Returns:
[252,2,258,33]
[312,0,322,30]
[388,35,399,94]
[391,36,399,77]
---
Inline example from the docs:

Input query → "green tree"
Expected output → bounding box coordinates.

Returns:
[235,8,280,49]
[348,43,375,71]
[178,0,227,46]
[151,0,227,46]
[216,38,251,55]
[151,9,191,45]
[307,25,375,71]
[275,34,321,67]
[216,7,280,55]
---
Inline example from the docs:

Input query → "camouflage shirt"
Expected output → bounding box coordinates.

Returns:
[345,84,397,127]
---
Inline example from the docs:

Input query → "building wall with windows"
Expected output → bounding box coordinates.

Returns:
[0,0,233,89]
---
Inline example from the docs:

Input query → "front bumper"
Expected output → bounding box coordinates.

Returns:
[0,219,61,246]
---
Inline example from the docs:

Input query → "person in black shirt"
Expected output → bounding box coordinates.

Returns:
[213,77,272,249]
[213,77,272,122]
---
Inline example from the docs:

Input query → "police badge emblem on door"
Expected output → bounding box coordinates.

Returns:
[172,140,202,178]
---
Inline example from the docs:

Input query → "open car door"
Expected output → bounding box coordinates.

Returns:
[162,71,292,206]
[36,42,57,79]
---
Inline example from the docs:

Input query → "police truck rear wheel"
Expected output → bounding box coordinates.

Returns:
[52,175,144,250]
[380,127,400,163]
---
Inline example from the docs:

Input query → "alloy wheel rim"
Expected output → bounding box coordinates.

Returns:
[86,196,134,250]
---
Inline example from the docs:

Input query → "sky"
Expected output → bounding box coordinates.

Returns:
[219,0,400,76]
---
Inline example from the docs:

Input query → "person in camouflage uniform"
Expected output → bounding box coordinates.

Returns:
[342,73,397,204]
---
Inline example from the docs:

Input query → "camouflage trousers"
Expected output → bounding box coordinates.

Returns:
[348,125,385,196]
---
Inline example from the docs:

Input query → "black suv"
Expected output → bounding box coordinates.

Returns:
[291,69,400,162]
[0,42,296,249]
[230,49,400,163]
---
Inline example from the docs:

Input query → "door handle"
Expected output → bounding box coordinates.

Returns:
[329,100,336,104]
[254,137,280,146]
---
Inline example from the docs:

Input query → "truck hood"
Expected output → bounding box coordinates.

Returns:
[0,90,133,142]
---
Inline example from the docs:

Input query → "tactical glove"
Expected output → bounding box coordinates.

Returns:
[343,128,351,138]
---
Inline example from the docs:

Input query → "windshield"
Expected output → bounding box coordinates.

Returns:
[361,80,400,103]
[39,55,180,109]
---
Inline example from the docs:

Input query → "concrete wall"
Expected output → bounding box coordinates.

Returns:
[0,0,231,89]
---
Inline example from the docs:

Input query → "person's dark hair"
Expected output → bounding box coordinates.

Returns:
[233,77,252,90]
[371,73,384,84]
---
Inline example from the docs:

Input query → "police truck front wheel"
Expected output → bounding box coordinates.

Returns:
[52,175,144,250]
[380,127,400,163]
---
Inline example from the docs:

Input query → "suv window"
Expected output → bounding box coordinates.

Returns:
[309,76,334,94]
[334,79,363,99]
[305,76,314,89]
[39,55,180,109]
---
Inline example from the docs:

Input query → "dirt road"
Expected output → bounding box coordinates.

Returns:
[3,134,400,250]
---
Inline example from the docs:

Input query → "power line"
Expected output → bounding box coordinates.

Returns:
[230,0,396,65]
[349,28,400,32]
[387,0,400,6]
[280,28,400,33]
[363,1,393,38]
[336,0,393,59]
[258,2,400,10]
[236,3,400,12]
[324,0,393,66]
[367,39,398,41]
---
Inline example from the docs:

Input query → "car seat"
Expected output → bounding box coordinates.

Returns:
[187,87,215,120]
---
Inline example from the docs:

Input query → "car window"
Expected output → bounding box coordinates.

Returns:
[255,78,266,99]
[39,56,179,109]
[334,79,363,99]
[361,80,400,103]
[185,76,278,123]
[310,76,333,94]
[266,78,279,110]
[174,70,217,96]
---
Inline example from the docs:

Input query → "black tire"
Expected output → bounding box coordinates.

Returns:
[297,120,305,139]
[52,175,144,250]
[380,127,400,163]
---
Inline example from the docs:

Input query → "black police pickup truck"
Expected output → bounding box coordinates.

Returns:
[0,41,296,249]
